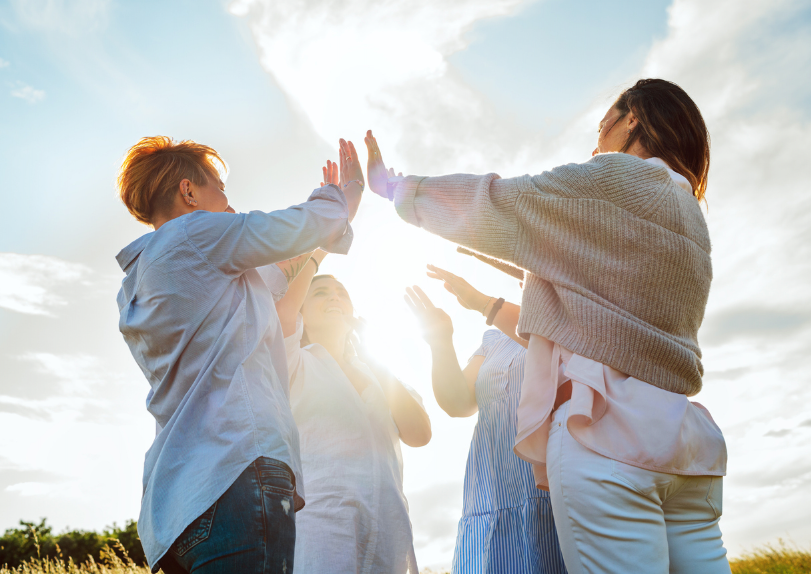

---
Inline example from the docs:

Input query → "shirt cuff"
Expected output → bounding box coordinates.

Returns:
[392,175,427,227]
[307,184,354,255]
[255,264,289,302]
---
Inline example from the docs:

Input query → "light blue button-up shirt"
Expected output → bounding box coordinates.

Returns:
[115,185,353,571]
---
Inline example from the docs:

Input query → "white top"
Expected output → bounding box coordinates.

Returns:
[285,316,420,574]
[513,160,727,489]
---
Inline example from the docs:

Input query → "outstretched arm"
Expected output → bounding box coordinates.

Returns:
[275,158,343,336]
[426,265,527,348]
[365,130,520,264]
[405,286,479,418]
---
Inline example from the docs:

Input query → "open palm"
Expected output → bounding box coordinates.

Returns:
[404,286,453,347]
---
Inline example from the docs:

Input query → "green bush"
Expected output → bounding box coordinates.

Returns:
[0,519,145,570]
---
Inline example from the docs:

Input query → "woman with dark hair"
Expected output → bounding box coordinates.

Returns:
[405,265,567,574]
[273,162,432,574]
[365,79,730,573]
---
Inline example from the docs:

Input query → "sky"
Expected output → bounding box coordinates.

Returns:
[1,0,810,570]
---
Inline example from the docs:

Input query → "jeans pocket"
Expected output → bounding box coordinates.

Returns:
[172,501,217,557]
[256,458,295,497]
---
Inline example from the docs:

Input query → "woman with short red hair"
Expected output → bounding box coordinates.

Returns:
[115,135,364,573]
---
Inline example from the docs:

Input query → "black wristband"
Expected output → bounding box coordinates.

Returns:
[309,257,319,275]
[485,298,505,326]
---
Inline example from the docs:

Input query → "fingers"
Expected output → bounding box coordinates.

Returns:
[348,140,359,162]
[426,264,458,285]
[365,130,381,157]
[411,285,436,309]
[404,289,422,315]
[398,172,403,177]
[387,167,395,177]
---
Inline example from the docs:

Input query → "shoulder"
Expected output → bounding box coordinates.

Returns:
[480,329,520,356]
[184,211,246,239]
[585,153,674,196]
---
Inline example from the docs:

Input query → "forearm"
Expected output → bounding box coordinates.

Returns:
[374,370,432,447]
[343,180,363,222]
[276,252,314,285]
[429,338,478,417]
[275,250,327,337]
[392,174,521,263]
[482,300,526,348]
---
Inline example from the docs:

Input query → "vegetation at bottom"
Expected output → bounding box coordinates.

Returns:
[1,524,809,573]
[0,520,145,571]
[729,540,811,574]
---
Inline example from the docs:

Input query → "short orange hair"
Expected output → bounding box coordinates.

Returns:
[117,136,227,225]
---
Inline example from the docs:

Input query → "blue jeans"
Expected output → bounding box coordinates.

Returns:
[159,457,297,574]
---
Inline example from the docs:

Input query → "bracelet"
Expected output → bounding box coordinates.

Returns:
[480,296,494,315]
[386,179,397,201]
[309,257,319,275]
[486,298,505,326]
[343,179,365,192]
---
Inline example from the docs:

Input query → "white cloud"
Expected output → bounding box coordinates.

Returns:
[0,253,90,315]
[230,0,528,174]
[10,83,46,103]
[10,0,110,35]
[0,58,9,69]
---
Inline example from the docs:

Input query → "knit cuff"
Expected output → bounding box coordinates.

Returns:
[393,175,427,227]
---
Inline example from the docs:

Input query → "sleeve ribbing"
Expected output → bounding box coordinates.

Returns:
[393,173,522,263]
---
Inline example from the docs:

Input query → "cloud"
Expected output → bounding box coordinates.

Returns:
[10,82,45,103]
[229,0,528,173]
[700,307,811,346]
[0,253,91,315]
[407,481,462,549]
[9,0,109,35]
[0,464,62,491]
[0,57,9,68]
[0,400,51,421]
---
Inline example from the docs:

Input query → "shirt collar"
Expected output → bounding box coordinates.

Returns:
[645,157,693,194]
[115,233,153,272]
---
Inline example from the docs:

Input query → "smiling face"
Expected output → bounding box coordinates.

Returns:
[300,276,354,338]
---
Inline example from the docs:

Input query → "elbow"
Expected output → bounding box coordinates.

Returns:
[402,421,432,448]
[439,403,476,419]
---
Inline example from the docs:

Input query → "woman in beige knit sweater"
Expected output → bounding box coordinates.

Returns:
[364,79,730,574]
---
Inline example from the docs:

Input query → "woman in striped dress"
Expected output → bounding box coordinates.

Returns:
[405,266,566,574]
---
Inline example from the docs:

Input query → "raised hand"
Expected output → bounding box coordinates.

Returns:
[320,159,340,187]
[364,130,391,197]
[339,138,364,188]
[426,264,491,313]
[404,286,454,348]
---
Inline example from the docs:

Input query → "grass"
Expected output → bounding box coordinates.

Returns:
[2,541,809,573]
[0,540,149,574]
[730,540,811,574]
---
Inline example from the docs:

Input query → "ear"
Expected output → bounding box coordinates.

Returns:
[179,178,198,207]
[626,112,639,131]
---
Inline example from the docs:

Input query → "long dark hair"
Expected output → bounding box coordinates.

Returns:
[614,79,711,203]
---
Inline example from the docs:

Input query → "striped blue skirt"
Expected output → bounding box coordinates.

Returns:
[451,495,567,574]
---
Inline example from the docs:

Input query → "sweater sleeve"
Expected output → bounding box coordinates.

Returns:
[392,173,525,263]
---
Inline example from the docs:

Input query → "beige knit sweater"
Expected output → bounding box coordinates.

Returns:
[393,152,712,396]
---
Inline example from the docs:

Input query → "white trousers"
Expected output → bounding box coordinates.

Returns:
[546,402,731,574]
